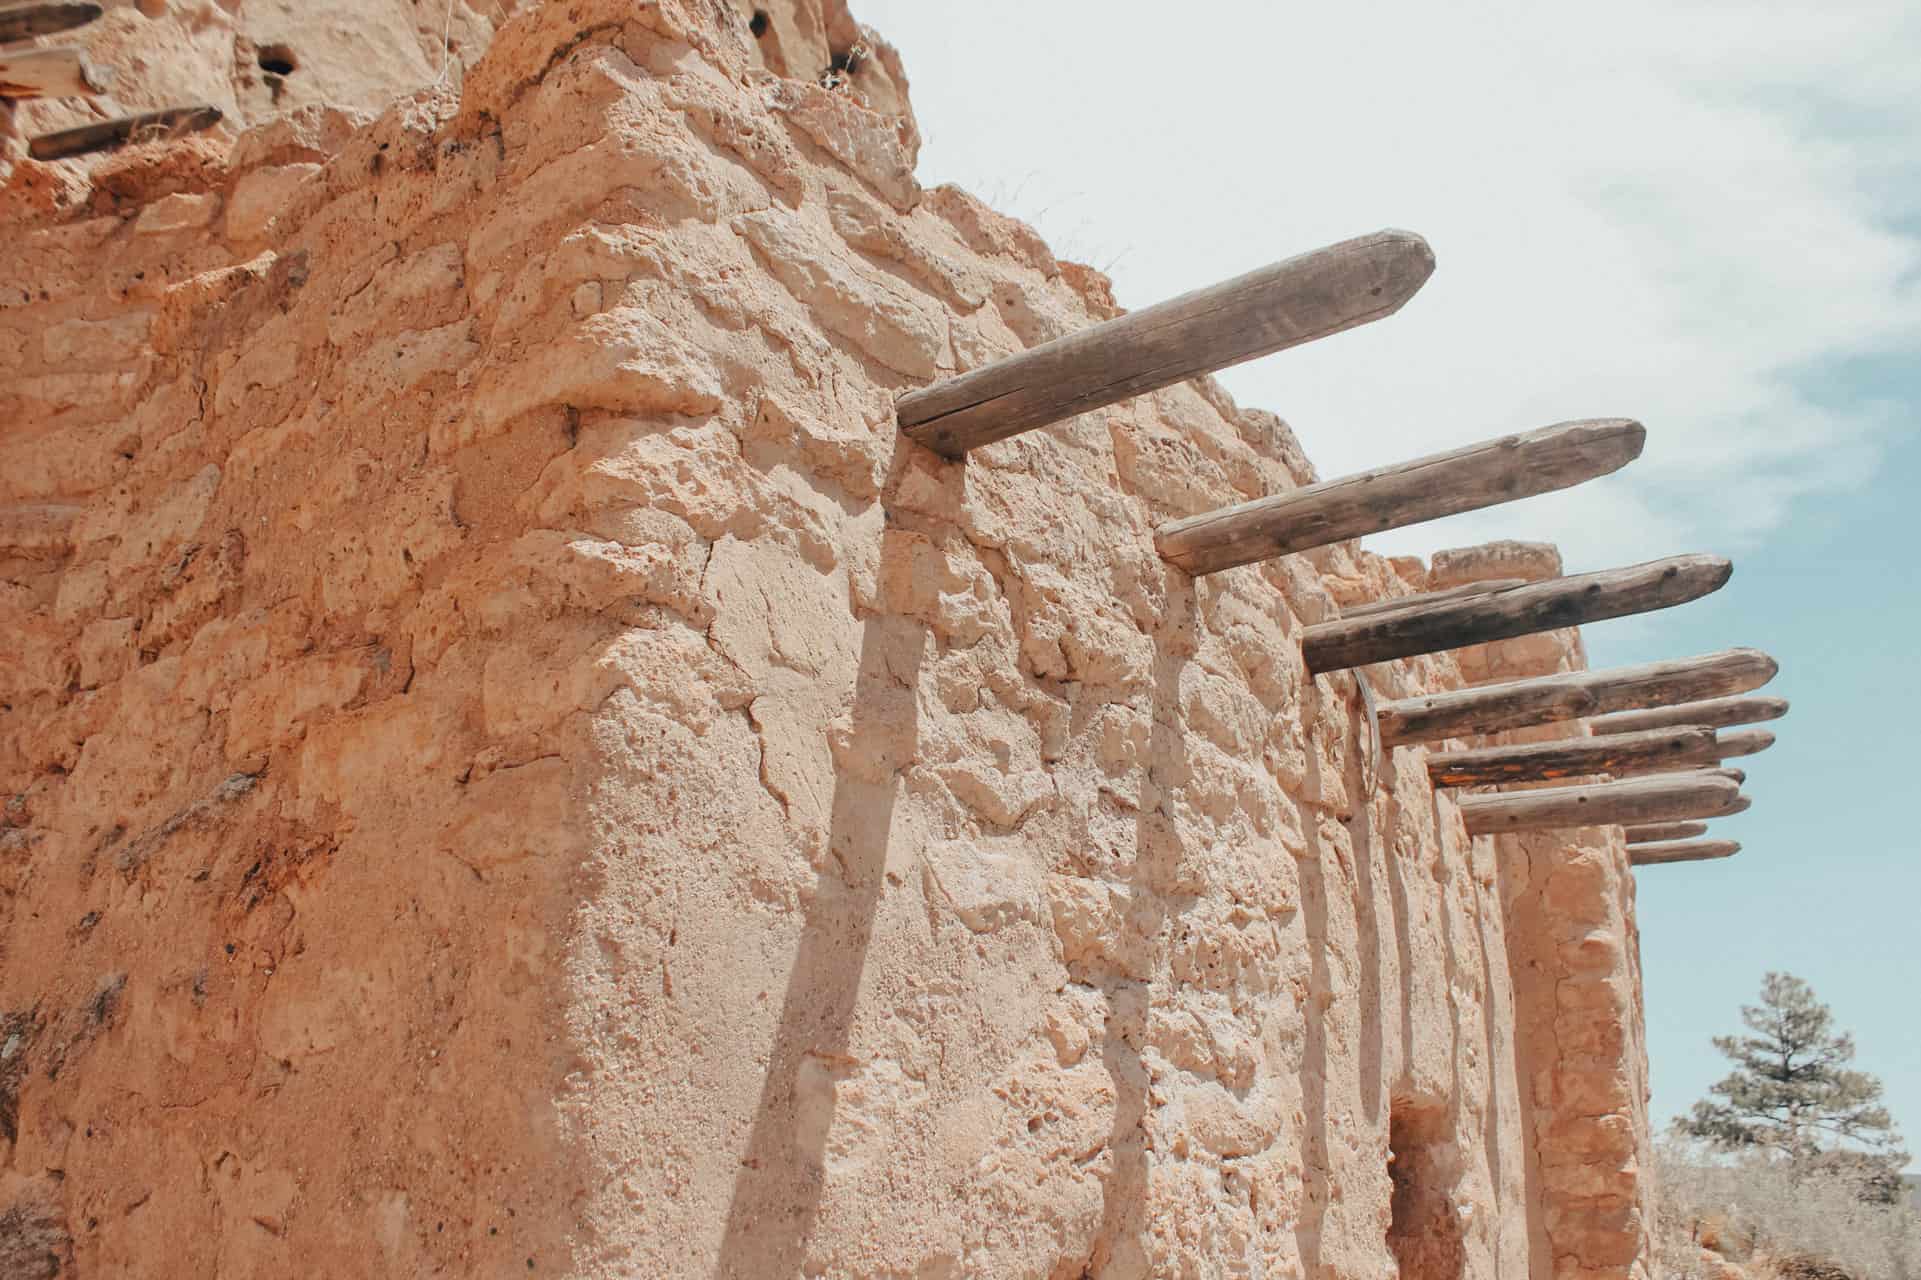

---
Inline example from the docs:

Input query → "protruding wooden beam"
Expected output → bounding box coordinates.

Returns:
[1589,694,1788,737]
[1376,647,1777,747]
[1622,757,1760,783]
[1616,759,1749,783]
[1625,821,1708,844]
[1339,578,1529,622]
[27,104,221,160]
[0,44,110,97]
[897,230,1434,456]
[0,1,101,43]
[1455,773,1741,836]
[1426,725,1718,789]
[1157,419,1645,576]
[1714,728,1775,761]
[1630,839,1741,867]
[1304,554,1731,675]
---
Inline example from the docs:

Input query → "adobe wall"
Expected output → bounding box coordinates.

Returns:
[2,2,1651,1276]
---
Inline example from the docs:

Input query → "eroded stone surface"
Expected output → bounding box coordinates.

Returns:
[1,3,1654,1277]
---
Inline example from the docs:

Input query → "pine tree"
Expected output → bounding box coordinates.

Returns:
[1680,972,1909,1201]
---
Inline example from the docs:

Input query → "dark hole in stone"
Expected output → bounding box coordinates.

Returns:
[257,44,297,76]
[749,9,770,37]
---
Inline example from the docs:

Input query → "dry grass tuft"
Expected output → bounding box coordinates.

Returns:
[1655,1138,1921,1280]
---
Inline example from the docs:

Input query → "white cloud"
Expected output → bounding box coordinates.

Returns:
[858,0,1921,570]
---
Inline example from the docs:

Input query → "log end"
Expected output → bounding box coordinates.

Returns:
[1617,417,1648,462]
[1568,416,1647,473]
[1370,228,1438,316]
[1716,728,1776,760]
[1677,553,1735,597]
[1732,648,1781,688]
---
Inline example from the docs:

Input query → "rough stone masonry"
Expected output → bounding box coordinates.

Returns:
[0,2,1654,1275]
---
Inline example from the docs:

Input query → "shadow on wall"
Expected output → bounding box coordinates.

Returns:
[712,459,928,1277]
[1295,723,1336,1271]
[1081,581,1193,1275]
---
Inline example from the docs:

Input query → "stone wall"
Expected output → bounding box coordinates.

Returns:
[1,2,1653,1276]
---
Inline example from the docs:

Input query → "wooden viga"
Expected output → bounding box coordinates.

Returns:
[1302,555,1731,674]
[1630,839,1741,868]
[1336,578,1529,622]
[1454,772,1744,836]
[1624,821,1708,844]
[1429,724,1779,789]
[1426,724,1721,789]
[1155,420,1645,575]
[27,103,223,160]
[0,1,101,44]
[1608,730,1774,782]
[897,230,1435,456]
[1374,647,1778,747]
[1589,693,1788,736]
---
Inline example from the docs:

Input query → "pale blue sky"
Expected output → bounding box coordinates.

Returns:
[859,0,1919,1151]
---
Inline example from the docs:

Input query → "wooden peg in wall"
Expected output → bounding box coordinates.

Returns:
[897,230,1434,456]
